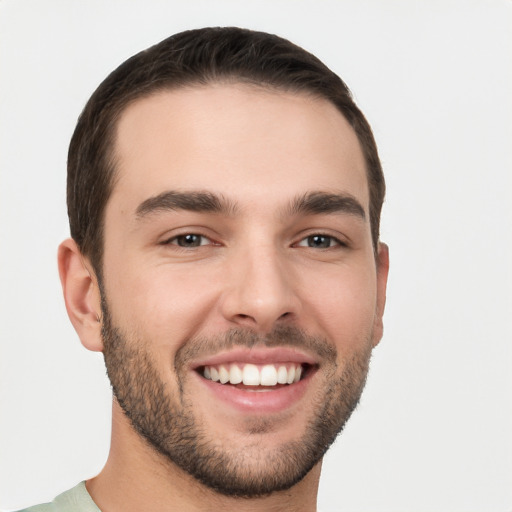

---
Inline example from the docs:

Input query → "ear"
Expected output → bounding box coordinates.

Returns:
[58,238,103,352]
[372,242,389,347]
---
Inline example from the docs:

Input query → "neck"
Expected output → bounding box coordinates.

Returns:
[86,403,321,512]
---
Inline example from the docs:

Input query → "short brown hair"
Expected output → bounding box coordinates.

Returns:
[67,27,385,275]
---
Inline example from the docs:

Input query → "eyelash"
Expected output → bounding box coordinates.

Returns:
[161,233,214,248]
[294,233,346,249]
[161,232,346,250]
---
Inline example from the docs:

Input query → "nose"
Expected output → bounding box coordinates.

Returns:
[219,244,301,333]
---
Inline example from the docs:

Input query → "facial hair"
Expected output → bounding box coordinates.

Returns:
[101,298,374,498]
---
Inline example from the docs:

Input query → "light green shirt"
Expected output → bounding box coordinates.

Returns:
[16,482,100,512]
[17,482,323,510]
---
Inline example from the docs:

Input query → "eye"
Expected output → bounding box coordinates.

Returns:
[296,234,342,249]
[166,234,211,248]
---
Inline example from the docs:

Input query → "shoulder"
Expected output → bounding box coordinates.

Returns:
[15,505,53,512]
[14,482,100,512]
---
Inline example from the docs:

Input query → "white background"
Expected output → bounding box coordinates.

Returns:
[1,1,511,511]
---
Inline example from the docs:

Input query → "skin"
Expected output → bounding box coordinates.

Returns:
[58,84,389,511]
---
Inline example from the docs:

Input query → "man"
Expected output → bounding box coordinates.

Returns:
[20,26,388,511]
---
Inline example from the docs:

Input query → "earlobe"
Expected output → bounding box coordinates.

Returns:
[372,242,390,347]
[58,238,103,352]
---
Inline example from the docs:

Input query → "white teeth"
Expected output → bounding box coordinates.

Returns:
[287,365,296,384]
[219,365,230,384]
[260,365,278,386]
[242,364,260,385]
[203,363,305,387]
[210,367,219,382]
[229,365,243,384]
[277,365,288,384]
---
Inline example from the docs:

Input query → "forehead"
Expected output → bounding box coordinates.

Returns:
[110,84,369,213]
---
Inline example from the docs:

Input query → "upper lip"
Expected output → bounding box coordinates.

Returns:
[190,347,318,370]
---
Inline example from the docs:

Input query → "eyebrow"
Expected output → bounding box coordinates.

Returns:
[135,189,366,222]
[286,191,366,220]
[135,190,238,219]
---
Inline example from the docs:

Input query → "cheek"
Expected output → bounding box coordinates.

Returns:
[302,264,377,352]
[102,247,378,361]
[103,260,222,349]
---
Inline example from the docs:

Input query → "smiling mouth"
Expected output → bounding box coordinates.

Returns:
[199,363,313,387]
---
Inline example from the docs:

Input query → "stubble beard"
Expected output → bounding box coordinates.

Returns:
[100,297,374,498]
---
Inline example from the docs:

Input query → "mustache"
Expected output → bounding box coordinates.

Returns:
[174,324,337,372]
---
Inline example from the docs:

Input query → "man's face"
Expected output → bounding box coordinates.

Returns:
[99,84,388,496]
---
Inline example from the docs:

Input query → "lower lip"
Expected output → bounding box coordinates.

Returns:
[194,370,313,414]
